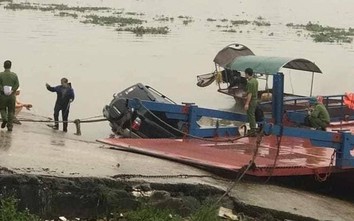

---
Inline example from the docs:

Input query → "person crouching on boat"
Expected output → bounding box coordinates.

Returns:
[307,97,330,131]
[46,78,74,132]
[244,68,258,136]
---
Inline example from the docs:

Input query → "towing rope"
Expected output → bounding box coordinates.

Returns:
[111,173,228,182]
[16,116,107,135]
[264,126,283,183]
[314,149,336,182]
[215,128,264,205]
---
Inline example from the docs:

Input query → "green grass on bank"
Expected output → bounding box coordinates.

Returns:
[0,197,224,221]
[0,197,39,221]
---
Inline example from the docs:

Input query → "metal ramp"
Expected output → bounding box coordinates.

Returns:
[98,133,353,177]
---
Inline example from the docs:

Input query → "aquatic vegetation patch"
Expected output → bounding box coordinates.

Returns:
[216,25,230,28]
[221,17,270,32]
[219,19,250,32]
[55,11,78,19]
[286,22,304,29]
[83,14,145,26]
[125,11,144,16]
[4,2,39,10]
[311,32,353,43]
[253,20,271,26]
[47,4,110,12]
[207,18,217,22]
[178,15,194,25]
[154,15,174,22]
[287,22,354,43]
[4,2,110,12]
[183,19,194,25]
[177,15,191,19]
[125,11,137,15]
[117,26,169,36]
[230,19,251,26]
[222,29,237,33]
[251,16,271,26]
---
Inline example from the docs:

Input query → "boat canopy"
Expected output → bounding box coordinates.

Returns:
[226,56,322,75]
[213,43,255,68]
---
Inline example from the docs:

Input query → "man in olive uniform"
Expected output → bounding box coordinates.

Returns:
[308,97,330,130]
[0,60,20,132]
[244,68,258,136]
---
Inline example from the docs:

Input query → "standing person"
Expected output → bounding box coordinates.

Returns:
[307,97,330,131]
[243,68,258,136]
[46,78,74,132]
[0,60,20,132]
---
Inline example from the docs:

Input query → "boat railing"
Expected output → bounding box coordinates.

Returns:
[260,95,354,123]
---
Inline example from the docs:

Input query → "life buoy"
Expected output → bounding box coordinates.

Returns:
[344,92,354,110]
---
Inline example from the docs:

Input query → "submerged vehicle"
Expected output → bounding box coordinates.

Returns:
[103,83,183,138]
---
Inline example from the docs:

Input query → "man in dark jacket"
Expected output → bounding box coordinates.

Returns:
[46,78,75,132]
[0,60,20,132]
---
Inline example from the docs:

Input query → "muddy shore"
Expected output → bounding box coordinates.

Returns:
[0,170,324,221]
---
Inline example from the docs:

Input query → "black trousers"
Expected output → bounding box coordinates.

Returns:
[54,105,69,130]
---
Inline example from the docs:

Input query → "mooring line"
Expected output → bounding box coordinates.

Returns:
[214,128,264,205]
[16,115,107,136]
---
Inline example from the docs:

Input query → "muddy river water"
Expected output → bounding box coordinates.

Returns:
[0,0,353,140]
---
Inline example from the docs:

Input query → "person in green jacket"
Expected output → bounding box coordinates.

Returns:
[0,60,20,131]
[244,68,258,136]
[308,97,330,131]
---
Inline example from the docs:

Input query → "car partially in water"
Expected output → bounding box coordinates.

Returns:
[103,83,183,138]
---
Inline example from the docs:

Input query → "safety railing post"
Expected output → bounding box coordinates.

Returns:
[187,104,199,137]
[272,73,284,125]
[336,132,354,168]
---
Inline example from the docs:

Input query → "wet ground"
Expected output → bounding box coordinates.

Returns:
[1,113,354,220]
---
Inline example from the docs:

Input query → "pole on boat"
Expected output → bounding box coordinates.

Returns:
[272,72,284,125]
[310,72,315,96]
[214,63,221,89]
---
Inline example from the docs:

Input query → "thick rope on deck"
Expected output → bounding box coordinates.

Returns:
[215,128,264,205]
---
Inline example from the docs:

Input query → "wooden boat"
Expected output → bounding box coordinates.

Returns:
[197,43,351,118]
